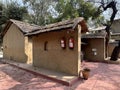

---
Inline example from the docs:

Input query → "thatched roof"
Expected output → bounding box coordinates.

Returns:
[26,17,88,36]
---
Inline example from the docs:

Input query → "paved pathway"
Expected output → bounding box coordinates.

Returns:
[0,61,120,90]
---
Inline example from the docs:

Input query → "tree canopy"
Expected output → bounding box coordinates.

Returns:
[4,2,28,20]
[21,0,102,26]
[49,0,102,24]
[23,0,53,25]
[0,1,28,33]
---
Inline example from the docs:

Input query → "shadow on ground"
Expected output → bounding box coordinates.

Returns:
[0,61,120,90]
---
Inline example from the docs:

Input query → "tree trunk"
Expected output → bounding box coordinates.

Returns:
[110,41,120,61]
[105,38,109,58]
[110,46,120,61]
[105,25,111,58]
[99,1,118,59]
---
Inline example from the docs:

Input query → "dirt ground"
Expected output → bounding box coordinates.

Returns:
[0,61,120,90]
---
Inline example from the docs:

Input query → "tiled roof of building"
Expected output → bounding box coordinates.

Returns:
[89,26,106,31]
[9,19,41,33]
[2,19,41,37]
[2,17,88,37]
[26,17,88,36]
[82,33,106,38]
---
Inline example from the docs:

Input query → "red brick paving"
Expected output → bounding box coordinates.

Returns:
[0,61,120,90]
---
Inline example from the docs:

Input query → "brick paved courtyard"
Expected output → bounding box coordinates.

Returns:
[0,61,120,90]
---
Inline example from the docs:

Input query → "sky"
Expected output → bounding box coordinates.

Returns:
[88,0,120,20]
[102,0,120,20]
[0,0,23,5]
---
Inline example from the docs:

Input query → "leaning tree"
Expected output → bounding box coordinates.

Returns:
[88,0,118,60]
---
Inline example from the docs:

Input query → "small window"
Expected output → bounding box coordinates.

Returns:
[44,41,48,51]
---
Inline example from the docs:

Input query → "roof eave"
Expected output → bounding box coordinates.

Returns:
[26,17,88,36]
[26,26,72,36]
[1,21,13,38]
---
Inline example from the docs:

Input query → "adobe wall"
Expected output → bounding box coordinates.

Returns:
[32,28,81,75]
[83,38,105,61]
[3,24,27,63]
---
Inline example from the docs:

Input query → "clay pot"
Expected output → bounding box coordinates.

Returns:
[82,68,90,80]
